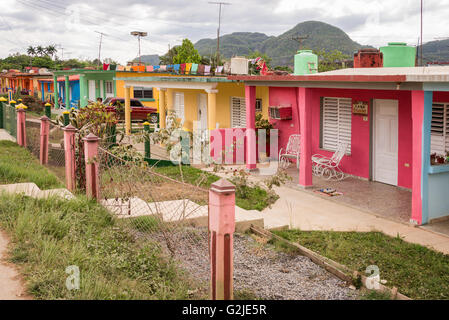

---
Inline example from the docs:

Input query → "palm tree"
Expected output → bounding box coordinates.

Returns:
[45,45,57,59]
[36,46,45,57]
[27,46,36,67]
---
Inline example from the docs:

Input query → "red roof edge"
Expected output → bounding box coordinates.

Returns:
[228,74,408,83]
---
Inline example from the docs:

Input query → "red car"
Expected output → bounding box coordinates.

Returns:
[104,97,157,122]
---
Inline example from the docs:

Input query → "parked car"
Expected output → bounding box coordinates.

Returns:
[104,97,157,122]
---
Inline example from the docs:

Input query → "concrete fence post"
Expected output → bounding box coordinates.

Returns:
[209,179,236,300]
[143,122,151,159]
[83,133,100,200]
[63,111,70,126]
[39,116,50,165]
[16,107,26,147]
[0,97,7,129]
[45,103,52,119]
[63,124,77,192]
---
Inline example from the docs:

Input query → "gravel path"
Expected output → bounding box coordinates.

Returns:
[159,229,358,300]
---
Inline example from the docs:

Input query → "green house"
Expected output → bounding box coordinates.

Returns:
[52,69,117,109]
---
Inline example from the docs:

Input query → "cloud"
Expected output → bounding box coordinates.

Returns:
[1,0,449,64]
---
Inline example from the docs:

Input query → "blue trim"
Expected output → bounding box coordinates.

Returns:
[423,83,449,92]
[421,91,433,224]
[429,164,449,175]
[41,82,45,102]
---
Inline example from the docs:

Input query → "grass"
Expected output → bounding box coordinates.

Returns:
[153,165,276,211]
[0,193,198,300]
[0,140,62,189]
[272,229,449,300]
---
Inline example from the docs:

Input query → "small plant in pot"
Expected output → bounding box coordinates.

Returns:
[255,113,275,158]
[436,154,446,164]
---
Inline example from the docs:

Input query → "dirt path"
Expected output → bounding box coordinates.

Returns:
[0,230,30,300]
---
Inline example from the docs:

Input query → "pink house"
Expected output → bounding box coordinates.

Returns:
[230,67,449,226]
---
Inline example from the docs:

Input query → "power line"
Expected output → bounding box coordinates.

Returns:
[291,35,310,51]
[208,1,231,65]
[95,31,108,67]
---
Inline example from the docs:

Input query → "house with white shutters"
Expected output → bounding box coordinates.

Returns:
[229,66,449,226]
[114,75,270,132]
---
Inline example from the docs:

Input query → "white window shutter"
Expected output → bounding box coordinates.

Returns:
[322,97,352,153]
[231,97,246,128]
[431,103,448,155]
[174,92,185,121]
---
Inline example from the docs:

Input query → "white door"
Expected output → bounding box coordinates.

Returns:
[198,94,208,130]
[173,92,185,122]
[373,99,399,186]
[88,80,96,101]
[99,80,104,99]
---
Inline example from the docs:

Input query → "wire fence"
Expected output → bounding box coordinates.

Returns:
[3,104,17,138]
[25,119,40,159]
[97,146,210,261]
[47,123,66,183]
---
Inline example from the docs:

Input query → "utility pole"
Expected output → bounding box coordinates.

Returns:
[291,35,310,51]
[420,0,424,66]
[131,31,148,66]
[95,31,108,68]
[208,1,231,66]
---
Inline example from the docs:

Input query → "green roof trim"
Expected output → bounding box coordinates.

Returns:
[114,76,234,83]
[53,69,116,76]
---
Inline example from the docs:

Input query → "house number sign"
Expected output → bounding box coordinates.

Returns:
[352,101,369,115]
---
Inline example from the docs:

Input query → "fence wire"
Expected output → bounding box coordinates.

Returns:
[97,146,210,261]
[3,105,17,138]
[47,123,66,183]
[25,119,40,159]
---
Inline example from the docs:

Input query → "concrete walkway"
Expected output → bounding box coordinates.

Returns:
[0,129,15,142]
[202,166,449,255]
[0,230,29,300]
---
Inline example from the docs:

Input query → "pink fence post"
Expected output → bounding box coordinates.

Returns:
[63,124,77,192]
[83,133,100,200]
[209,179,236,300]
[39,116,50,165]
[16,107,26,147]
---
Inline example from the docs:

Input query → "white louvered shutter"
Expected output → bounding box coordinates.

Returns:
[231,97,246,128]
[431,103,449,155]
[174,92,185,121]
[322,97,352,153]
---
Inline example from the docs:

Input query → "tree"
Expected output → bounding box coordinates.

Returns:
[36,46,45,57]
[313,49,350,73]
[45,45,57,59]
[173,39,201,64]
[26,46,36,67]
[160,46,179,65]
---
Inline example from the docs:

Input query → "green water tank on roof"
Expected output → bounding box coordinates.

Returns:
[294,50,318,75]
[380,42,416,67]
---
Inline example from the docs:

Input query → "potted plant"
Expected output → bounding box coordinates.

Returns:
[255,113,275,158]
[431,153,437,166]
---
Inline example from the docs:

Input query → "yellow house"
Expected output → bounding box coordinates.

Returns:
[115,74,269,134]
[115,71,171,109]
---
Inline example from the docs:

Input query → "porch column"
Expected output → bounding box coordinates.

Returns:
[64,75,70,110]
[411,90,433,225]
[125,86,131,135]
[79,75,88,108]
[245,85,257,170]
[298,87,313,188]
[207,89,218,130]
[158,88,167,128]
[53,76,59,109]
[95,80,100,100]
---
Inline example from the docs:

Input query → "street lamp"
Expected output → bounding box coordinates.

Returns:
[131,31,148,66]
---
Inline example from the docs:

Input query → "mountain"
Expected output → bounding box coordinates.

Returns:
[194,21,365,67]
[133,54,160,65]
[419,39,449,62]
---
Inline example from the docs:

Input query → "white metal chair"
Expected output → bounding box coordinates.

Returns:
[312,142,348,181]
[279,134,301,169]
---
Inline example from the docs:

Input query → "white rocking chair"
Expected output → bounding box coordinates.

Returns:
[279,134,301,169]
[312,142,348,181]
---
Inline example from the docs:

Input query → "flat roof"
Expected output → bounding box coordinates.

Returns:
[229,67,449,83]
[115,76,234,83]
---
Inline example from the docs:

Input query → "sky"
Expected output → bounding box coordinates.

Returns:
[0,0,448,64]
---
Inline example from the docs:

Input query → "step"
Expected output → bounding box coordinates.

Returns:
[0,183,74,200]
[101,197,264,232]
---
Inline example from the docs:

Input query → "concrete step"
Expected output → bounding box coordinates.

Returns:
[101,197,264,232]
[0,183,74,200]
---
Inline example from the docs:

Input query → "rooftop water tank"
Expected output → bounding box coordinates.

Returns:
[294,50,318,75]
[230,57,249,75]
[380,42,416,67]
